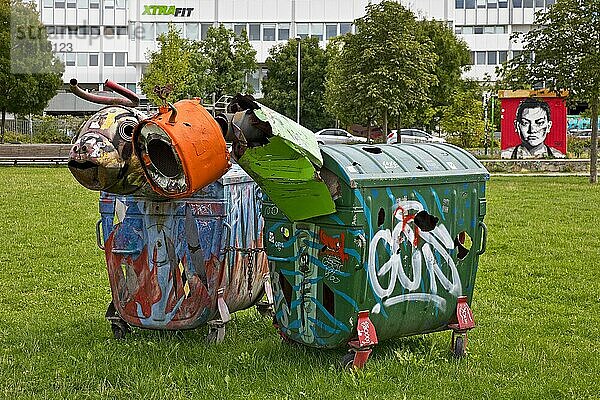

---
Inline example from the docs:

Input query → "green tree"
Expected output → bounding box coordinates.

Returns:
[415,19,472,133]
[261,37,335,132]
[140,25,191,104]
[188,24,257,99]
[440,81,485,148]
[500,0,600,183]
[325,0,437,139]
[0,0,63,144]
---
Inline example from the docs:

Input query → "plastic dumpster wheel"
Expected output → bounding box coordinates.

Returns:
[255,301,274,318]
[206,321,226,344]
[453,335,466,358]
[111,321,130,340]
[341,352,356,369]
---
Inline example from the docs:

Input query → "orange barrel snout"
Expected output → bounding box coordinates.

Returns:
[132,99,231,198]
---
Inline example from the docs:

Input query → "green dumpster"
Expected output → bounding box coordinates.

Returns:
[264,143,489,367]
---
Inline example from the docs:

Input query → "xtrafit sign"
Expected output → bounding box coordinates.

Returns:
[142,5,194,17]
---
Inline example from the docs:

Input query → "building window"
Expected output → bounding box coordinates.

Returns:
[339,23,352,35]
[474,26,483,34]
[141,23,153,40]
[484,26,495,34]
[499,51,508,63]
[535,0,544,6]
[104,0,114,9]
[89,53,98,66]
[248,24,260,40]
[55,26,67,35]
[104,53,113,66]
[67,26,77,35]
[90,26,100,35]
[186,23,199,40]
[115,0,125,8]
[310,23,323,40]
[455,27,462,34]
[263,24,275,41]
[201,23,211,40]
[116,26,127,35]
[156,23,168,37]
[456,0,465,8]
[496,26,506,33]
[234,23,246,37]
[487,0,497,8]
[477,0,486,8]
[523,0,533,6]
[476,51,486,65]
[126,84,136,93]
[67,0,76,8]
[43,0,53,7]
[115,53,126,67]
[104,26,115,35]
[546,0,555,5]
[65,53,76,66]
[46,26,55,35]
[77,0,88,7]
[487,51,497,64]
[77,26,89,34]
[470,51,475,65]
[77,53,87,66]
[498,0,508,7]
[325,24,337,40]
[55,0,65,8]
[296,23,309,38]
[462,26,473,34]
[465,0,476,8]
[89,0,99,8]
[278,23,289,41]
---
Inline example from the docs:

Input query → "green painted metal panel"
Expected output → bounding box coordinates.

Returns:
[253,103,323,168]
[238,136,335,222]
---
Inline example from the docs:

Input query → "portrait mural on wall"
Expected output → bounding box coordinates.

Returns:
[500,91,567,159]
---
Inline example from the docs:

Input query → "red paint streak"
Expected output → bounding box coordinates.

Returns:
[105,232,161,325]
[395,205,419,246]
[319,229,349,262]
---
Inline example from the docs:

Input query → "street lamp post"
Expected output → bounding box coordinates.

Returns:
[295,36,301,124]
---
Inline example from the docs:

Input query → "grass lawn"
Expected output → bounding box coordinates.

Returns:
[0,168,599,399]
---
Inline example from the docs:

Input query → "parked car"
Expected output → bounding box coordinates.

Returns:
[570,129,592,139]
[315,128,368,145]
[386,129,446,144]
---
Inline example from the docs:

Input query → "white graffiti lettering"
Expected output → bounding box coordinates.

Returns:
[368,201,461,314]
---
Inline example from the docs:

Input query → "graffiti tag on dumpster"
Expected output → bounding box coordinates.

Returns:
[368,200,461,314]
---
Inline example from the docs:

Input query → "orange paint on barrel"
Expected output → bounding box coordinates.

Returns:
[133,99,231,198]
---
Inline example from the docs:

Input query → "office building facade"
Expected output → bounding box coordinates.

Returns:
[35,0,554,113]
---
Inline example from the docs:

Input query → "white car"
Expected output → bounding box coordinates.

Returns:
[315,129,368,145]
[386,129,445,144]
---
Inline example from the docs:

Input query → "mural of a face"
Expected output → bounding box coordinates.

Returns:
[515,105,552,149]
[68,106,148,194]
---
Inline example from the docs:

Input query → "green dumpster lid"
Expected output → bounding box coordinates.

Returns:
[320,143,489,187]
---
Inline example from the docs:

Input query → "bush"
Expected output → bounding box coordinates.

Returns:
[32,115,85,144]
[2,131,30,144]
[567,136,590,158]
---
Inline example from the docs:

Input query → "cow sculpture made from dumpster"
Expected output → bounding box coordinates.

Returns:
[68,81,271,341]
[67,81,489,367]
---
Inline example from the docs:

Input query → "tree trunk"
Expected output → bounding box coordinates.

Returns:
[590,99,598,184]
[383,109,388,142]
[1,109,5,144]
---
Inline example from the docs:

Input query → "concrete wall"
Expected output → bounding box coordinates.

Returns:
[481,159,592,173]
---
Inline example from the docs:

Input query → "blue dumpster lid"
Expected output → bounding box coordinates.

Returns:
[320,143,489,187]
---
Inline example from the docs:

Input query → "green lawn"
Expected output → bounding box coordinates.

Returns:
[0,168,598,399]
